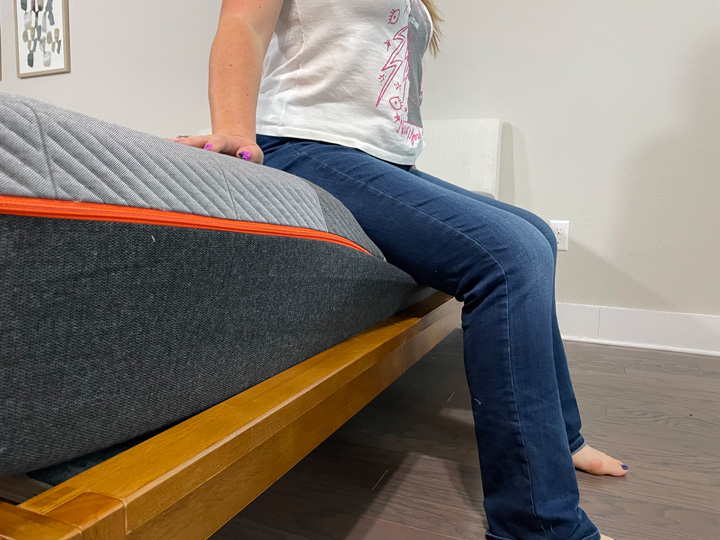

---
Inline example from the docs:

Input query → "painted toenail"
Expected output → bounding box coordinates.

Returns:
[622,465,629,470]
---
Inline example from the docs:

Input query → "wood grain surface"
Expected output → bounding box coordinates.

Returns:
[0,476,52,505]
[0,502,80,540]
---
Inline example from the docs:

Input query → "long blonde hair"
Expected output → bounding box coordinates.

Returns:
[421,0,443,56]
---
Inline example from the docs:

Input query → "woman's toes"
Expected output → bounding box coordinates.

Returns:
[573,445,629,477]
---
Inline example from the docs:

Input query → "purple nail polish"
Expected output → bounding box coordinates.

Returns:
[204,143,213,150]
[240,151,251,161]
[622,465,629,470]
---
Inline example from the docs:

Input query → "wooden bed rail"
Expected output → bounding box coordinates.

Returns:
[0,292,461,540]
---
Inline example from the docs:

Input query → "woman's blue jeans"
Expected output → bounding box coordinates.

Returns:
[257,135,600,540]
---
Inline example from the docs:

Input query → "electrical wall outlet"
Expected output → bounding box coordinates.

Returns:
[549,220,570,251]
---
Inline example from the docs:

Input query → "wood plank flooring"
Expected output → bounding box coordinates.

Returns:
[211,330,720,540]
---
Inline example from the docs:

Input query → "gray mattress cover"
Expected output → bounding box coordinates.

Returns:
[0,93,437,478]
[0,92,384,258]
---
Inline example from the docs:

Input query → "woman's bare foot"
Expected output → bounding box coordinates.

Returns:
[600,535,615,540]
[573,444,628,476]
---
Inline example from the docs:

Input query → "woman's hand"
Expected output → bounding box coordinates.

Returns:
[172,134,264,164]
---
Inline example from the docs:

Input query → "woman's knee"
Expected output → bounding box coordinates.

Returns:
[513,209,558,259]
[456,226,555,314]
[522,230,556,277]
[495,222,556,284]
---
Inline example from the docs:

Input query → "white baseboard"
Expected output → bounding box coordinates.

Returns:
[556,303,720,357]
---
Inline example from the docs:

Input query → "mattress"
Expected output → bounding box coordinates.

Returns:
[0,93,432,477]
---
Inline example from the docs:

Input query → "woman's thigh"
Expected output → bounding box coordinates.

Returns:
[259,137,555,297]
[409,168,557,258]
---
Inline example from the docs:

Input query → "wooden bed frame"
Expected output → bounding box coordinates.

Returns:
[0,292,461,540]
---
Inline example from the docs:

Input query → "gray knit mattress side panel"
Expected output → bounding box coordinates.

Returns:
[0,214,426,476]
[0,92,384,258]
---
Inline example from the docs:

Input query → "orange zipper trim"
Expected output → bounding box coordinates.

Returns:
[0,195,372,255]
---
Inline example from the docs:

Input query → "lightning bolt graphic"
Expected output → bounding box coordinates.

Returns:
[376,26,408,107]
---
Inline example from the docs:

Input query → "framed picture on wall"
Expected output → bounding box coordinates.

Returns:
[14,0,70,78]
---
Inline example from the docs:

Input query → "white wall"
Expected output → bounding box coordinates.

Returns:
[423,1,720,316]
[0,0,220,136]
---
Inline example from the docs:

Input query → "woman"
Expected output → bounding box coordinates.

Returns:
[177,1,627,538]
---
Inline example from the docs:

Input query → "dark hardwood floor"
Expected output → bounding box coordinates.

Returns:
[211,329,720,540]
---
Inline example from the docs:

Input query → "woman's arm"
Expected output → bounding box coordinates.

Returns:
[177,0,284,163]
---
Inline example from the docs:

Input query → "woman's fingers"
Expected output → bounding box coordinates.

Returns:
[170,134,263,164]
[170,135,230,153]
[196,135,232,154]
[170,135,210,149]
[235,144,264,165]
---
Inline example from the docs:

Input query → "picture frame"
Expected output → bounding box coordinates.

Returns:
[14,0,70,78]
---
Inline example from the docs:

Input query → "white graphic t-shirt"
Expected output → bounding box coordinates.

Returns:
[256,0,432,165]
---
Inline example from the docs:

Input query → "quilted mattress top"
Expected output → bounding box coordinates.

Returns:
[0,92,384,258]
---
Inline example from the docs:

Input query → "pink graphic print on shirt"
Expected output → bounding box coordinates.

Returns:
[376,0,430,147]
